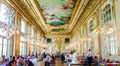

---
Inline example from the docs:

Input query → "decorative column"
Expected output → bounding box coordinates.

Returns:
[113,0,120,58]
[26,41,30,55]
[96,11,102,57]
[14,12,21,56]
[86,24,88,54]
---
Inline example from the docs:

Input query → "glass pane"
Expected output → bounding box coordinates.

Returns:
[0,45,2,57]
[20,36,24,41]
[0,37,2,44]
[0,4,10,23]
[0,28,7,36]
[3,45,7,56]
[31,27,34,37]
[31,45,34,53]
[4,38,7,45]
[21,20,26,33]
[20,42,26,55]
[20,42,22,55]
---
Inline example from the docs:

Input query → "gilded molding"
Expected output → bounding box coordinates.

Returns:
[7,0,45,35]
[72,0,106,34]
[7,0,106,36]
[112,0,119,56]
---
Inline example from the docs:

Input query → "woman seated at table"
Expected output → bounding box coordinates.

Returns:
[8,60,16,66]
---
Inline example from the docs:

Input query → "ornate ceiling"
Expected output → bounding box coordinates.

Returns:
[37,0,77,26]
[7,0,101,35]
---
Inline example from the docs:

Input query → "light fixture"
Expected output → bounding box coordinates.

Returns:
[79,37,91,42]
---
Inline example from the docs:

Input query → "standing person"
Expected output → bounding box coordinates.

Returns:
[45,54,50,66]
[72,50,77,62]
[61,53,65,63]
[87,49,94,66]
[51,54,56,64]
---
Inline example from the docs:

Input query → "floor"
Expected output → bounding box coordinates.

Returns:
[41,58,83,66]
[53,58,83,66]
[53,58,66,66]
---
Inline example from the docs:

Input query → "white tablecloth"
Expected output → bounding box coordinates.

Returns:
[32,62,40,66]
[30,58,40,66]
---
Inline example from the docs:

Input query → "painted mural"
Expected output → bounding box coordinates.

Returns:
[37,0,77,26]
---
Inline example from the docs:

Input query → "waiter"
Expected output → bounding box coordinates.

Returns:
[87,49,94,66]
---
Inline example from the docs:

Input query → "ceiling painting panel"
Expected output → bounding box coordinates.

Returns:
[37,0,77,26]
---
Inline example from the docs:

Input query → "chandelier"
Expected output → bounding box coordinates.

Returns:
[92,23,113,35]
[0,9,19,38]
[0,21,19,38]
[79,37,91,42]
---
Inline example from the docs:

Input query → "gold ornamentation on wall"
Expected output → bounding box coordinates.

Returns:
[54,38,62,52]
[118,48,120,56]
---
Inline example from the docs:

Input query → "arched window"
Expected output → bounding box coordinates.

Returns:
[31,26,35,53]
[0,3,14,57]
[81,26,86,37]
[100,2,117,57]
[20,36,27,55]
[103,4,112,23]
[20,19,27,55]
[21,19,26,33]
[89,20,94,32]
[0,3,10,23]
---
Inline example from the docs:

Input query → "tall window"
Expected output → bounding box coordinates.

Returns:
[103,4,112,23]
[89,20,94,32]
[31,45,35,54]
[30,27,35,53]
[81,28,85,36]
[105,34,117,55]
[0,37,8,57]
[21,20,26,33]
[109,35,116,55]
[0,3,13,57]
[20,19,27,55]
[31,27,34,37]
[20,36,26,55]
[0,4,10,23]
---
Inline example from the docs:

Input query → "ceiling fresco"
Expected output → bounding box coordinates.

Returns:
[37,0,77,26]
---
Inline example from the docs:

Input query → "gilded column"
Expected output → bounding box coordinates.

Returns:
[96,11,102,57]
[112,0,120,57]
[26,42,29,55]
[85,24,88,54]
[14,12,21,56]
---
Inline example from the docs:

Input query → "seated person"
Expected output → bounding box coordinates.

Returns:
[16,56,24,66]
[83,57,88,66]
[0,55,8,65]
[8,60,16,66]
[94,56,99,66]
[1,55,6,63]
[26,61,34,66]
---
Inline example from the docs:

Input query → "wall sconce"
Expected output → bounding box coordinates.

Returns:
[79,37,91,42]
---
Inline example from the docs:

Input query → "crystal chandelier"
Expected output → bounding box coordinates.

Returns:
[0,22,19,38]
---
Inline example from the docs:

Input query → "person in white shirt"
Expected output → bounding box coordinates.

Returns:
[44,54,51,66]
[72,51,77,62]
[87,49,94,66]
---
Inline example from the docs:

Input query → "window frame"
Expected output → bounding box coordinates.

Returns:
[0,2,14,57]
